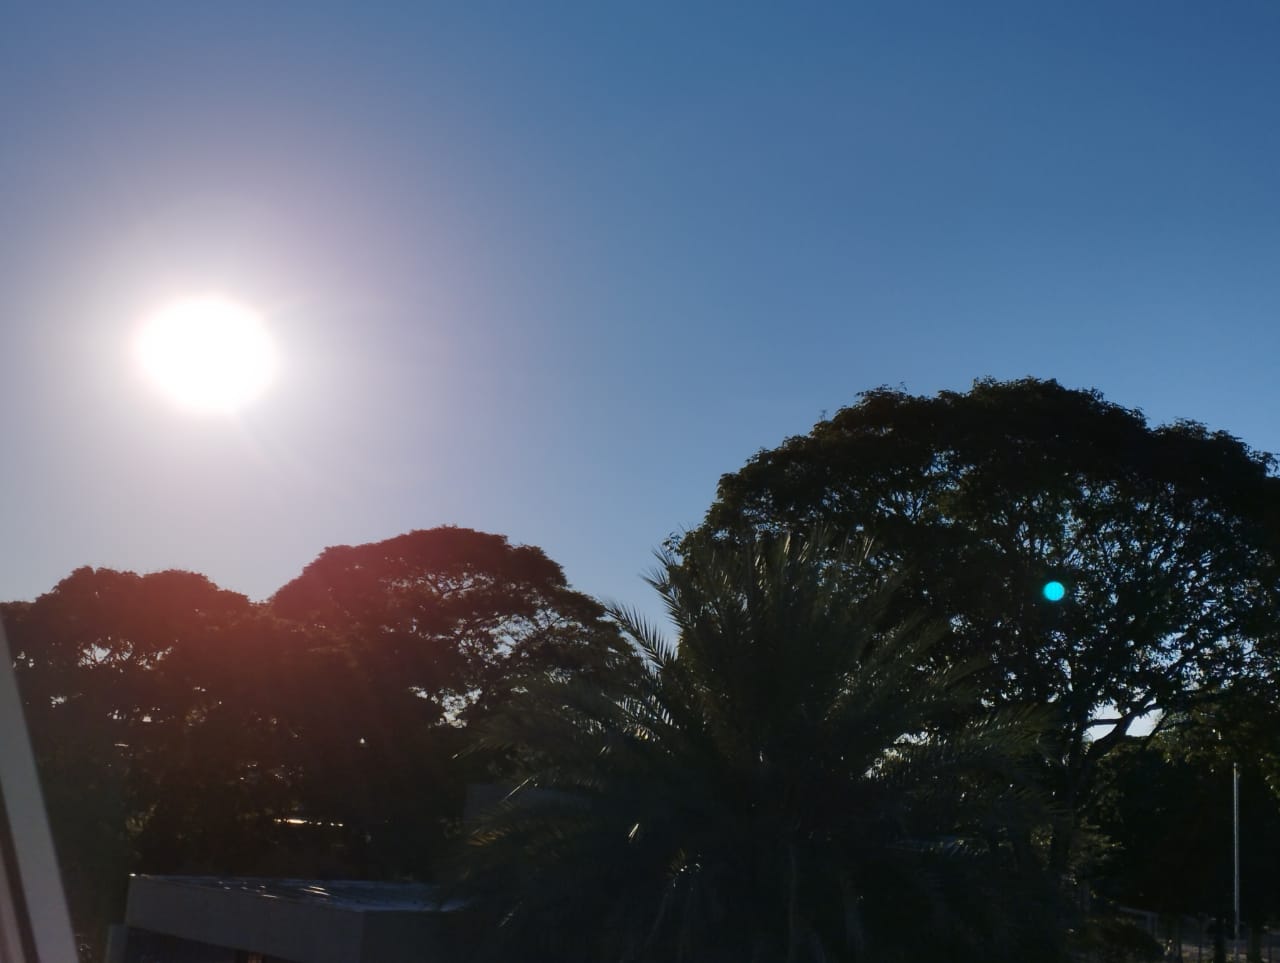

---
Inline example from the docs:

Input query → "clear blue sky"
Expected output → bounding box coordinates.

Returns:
[3,3,1279,623]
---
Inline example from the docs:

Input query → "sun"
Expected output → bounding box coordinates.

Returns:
[136,296,277,413]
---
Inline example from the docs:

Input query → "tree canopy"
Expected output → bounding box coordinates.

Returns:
[1086,725,1280,963]
[3,527,627,958]
[266,527,632,875]
[692,378,1280,867]
[270,526,627,726]
[9,383,1280,960]
[2,567,280,956]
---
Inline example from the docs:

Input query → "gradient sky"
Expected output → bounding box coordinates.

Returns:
[3,3,1280,623]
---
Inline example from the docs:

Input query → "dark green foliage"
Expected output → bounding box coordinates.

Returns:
[3,569,327,956]
[1088,729,1280,936]
[692,378,1280,868]
[270,526,627,727]
[1074,915,1164,963]
[9,375,1280,960]
[1088,740,1226,918]
[267,527,633,876]
[4,527,627,957]
[455,532,1067,963]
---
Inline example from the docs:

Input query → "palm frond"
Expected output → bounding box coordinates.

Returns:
[451,527,1068,962]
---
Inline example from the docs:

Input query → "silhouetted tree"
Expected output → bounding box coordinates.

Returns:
[267,526,634,876]
[1088,739,1225,957]
[456,531,1066,963]
[690,378,1280,872]
[1089,729,1280,961]
[5,527,628,955]
[3,567,268,958]
[270,527,626,725]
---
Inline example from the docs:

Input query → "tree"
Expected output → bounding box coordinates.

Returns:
[691,378,1280,871]
[456,531,1065,963]
[2,567,275,959]
[3,528,625,955]
[1088,728,1280,962]
[270,527,626,722]
[267,526,633,876]
[1087,738,1227,961]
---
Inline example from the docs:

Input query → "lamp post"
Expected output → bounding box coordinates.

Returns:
[1233,762,1241,963]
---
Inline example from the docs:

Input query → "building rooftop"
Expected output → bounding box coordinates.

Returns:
[113,875,466,963]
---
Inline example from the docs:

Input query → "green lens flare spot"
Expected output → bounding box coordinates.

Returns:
[1042,580,1066,602]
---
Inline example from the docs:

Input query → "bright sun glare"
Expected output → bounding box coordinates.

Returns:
[136,296,277,413]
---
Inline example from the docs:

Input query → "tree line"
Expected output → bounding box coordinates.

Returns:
[7,378,1280,961]
[3,528,627,958]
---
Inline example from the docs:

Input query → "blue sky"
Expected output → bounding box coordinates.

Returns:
[2,3,1279,622]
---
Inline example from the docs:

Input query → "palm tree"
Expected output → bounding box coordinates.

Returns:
[453,531,1065,962]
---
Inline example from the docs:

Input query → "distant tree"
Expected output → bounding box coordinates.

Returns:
[3,567,269,959]
[4,528,625,955]
[270,527,625,723]
[456,531,1065,963]
[690,378,1280,872]
[7,567,253,727]
[1088,728,1280,962]
[1088,740,1226,944]
[267,526,634,876]
[123,608,325,874]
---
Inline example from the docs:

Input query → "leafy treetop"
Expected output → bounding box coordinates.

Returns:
[693,378,1280,866]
